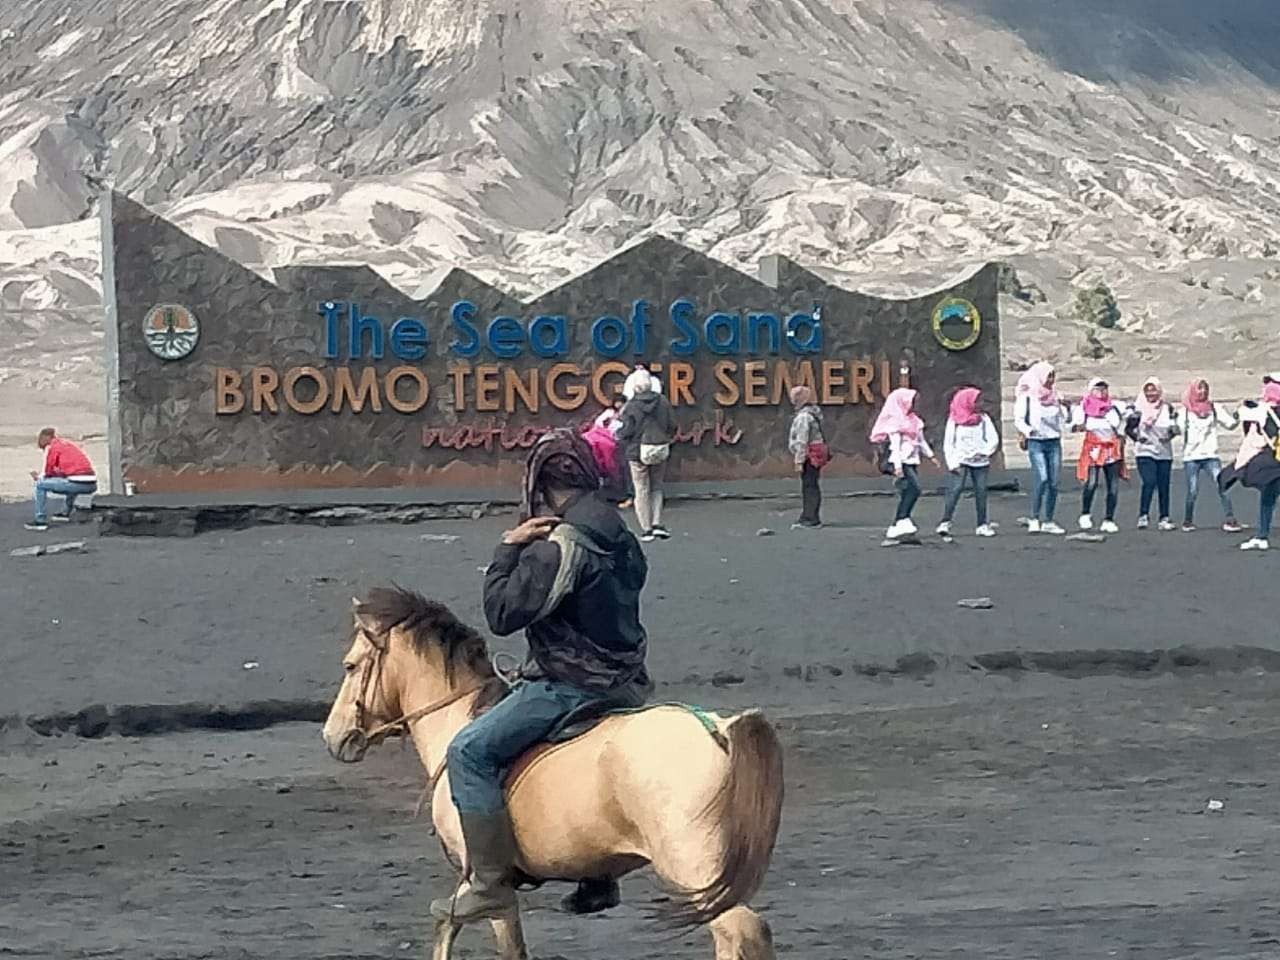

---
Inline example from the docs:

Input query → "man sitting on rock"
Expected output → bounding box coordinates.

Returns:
[26,428,98,532]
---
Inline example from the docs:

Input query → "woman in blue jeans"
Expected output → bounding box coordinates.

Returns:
[1178,378,1243,532]
[1130,378,1178,531]
[871,388,939,540]
[1014,362,1067,535]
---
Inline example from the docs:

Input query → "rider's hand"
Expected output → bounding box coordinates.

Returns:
[502,516,559,546]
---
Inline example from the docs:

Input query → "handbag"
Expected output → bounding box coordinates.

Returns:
[639,442,671,466]
[806,441,831,469]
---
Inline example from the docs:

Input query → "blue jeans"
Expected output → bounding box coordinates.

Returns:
[942,466,989,526]
[33,478,97,523]
[1026,439,1061,522]
[448,679,608,815]
[894,464,921,522]
[1136,457,1172,520]
[1184,459,1234,525]
[1260,479,1280,540]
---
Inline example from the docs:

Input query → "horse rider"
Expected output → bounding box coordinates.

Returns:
[432,429,653,923]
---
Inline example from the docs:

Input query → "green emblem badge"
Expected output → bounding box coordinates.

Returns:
[931,297,981,351]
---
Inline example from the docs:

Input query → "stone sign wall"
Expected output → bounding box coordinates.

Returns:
[102,192,1002,493]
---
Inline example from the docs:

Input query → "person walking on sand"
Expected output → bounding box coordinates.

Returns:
[1072,379,1125,534]
[1220,384,1280,551]
[615,369,677,543]
[1179,378,1244,533]
[25,428,98,532]
[937,387,1000,538]
[1129,377,1179,531]
[871,387,939,540]
[788,385,829,529]
[1014,361,1067,535]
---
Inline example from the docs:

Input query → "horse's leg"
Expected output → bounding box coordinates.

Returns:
[709,905,775,960]
[490,910,529,960]
[430,917,461,960]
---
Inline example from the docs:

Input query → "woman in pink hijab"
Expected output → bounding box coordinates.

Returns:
[871,387,939,539]
[1129,377,1178,531]
[1178,378,1242,532]
[937,387,1000,537]
[1014,361,1068,534]
[1070,378,1126,533]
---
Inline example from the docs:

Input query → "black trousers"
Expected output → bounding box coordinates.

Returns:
[800,462,822,524]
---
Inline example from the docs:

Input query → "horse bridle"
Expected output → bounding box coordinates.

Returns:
[336,624,484,764]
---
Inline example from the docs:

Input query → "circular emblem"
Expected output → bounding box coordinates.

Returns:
[931,297,982,351]
[144,304,200,360]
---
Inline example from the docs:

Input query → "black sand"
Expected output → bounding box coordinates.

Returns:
[2,487,1278,958]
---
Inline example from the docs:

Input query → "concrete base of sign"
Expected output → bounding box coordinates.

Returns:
[89,474,1022,537]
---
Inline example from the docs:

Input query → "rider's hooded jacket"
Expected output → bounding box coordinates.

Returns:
[483,431,650,693]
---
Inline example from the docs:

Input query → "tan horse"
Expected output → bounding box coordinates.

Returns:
[322,586,784,960]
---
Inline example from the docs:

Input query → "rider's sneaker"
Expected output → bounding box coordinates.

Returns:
[1157,518,1176,532]
[1041,521,1066,536]
[936,521,952,536]
[1078,514,1094,531]
[1223,520,1246,534]
[1100,520,1120,534]
[1240,538,1271,552]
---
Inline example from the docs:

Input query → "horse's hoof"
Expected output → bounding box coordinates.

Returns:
[561,878,621,915]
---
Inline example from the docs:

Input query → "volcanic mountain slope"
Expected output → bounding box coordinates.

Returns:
[2,0,1280,478]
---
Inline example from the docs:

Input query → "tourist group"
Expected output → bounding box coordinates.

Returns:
[788,363,1280,552]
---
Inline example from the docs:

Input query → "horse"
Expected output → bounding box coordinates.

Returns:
[321,585,784,960]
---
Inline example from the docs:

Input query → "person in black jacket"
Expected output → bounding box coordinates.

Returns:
[431,429,652,924]
[615,369,678,541]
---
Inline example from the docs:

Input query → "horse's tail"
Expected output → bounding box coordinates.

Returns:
[665,709,784,929]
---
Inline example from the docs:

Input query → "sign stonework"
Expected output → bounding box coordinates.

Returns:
[103,193,1002,493]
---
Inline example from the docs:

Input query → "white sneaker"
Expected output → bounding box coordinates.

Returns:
[1240,538,1270,552]
[886,521,905,540]
[899,518,918,536]
[1078,515,1094,531]
[1137,515,1149,530]
[1100,520,1120,534]
[936,521,953,536]
[1041,522,1066,536]
[1157,518,1176,532]
[975,525,997,537]
[1026,519,1042,534]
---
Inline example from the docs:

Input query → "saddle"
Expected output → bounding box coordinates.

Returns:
[491,694,723,792]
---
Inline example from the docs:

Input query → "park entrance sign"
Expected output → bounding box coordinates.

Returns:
[101,193,1001,493]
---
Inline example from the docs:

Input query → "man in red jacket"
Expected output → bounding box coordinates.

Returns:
[26,428,98,531]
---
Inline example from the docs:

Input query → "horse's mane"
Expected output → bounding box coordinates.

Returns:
[357,585,494,684]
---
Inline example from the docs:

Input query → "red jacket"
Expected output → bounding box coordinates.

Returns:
[42,438,96,480]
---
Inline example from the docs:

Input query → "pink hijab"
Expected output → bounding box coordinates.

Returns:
[949,387,983,426]
[1135,377,1164,427]
[580,422,619,478]
[1016,362,1057,404]
[870,388,922,442]
[1263,382,1280,405]
[1082,379,1112,419]
[1184,379,1213,418]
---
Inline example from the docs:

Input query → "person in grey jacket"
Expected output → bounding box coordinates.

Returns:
[788,386,826,528]
[615,370,677,542]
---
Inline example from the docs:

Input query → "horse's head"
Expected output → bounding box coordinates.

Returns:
[322,586,492,763]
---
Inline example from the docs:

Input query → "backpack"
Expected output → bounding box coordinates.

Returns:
[875,439,894,475]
